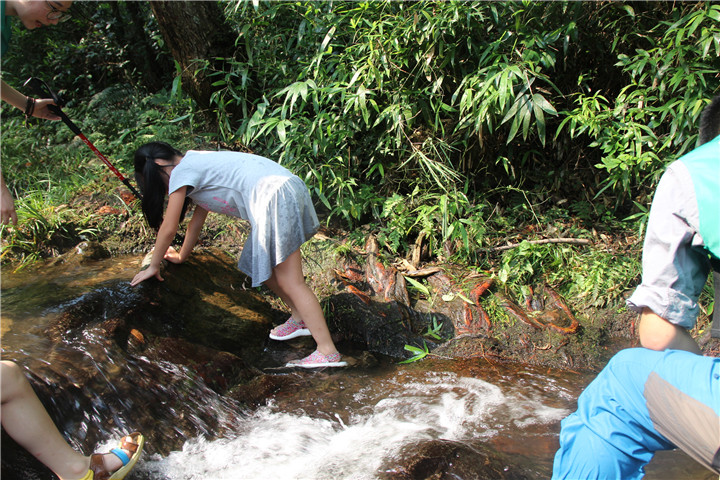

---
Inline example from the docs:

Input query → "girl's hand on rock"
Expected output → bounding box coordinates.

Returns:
[130,265,163,286]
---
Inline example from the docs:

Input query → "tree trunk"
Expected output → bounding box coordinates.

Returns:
[149,1,236,113]
[109,2,173,92]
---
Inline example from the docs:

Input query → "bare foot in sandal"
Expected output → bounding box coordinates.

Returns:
[1,361,144,480]
[72,432,144,480]
[54,432,144,480]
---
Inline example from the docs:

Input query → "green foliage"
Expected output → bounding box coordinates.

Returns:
[399,341,430,364]
[3,0,718,312]
[567,249,641,308]
[558,4,720,202]
[213,0,580,217]
[498,241,571,287]
[0,88,194,265]
[0,192,98,268]
[3,1,172,97]
[701,278,715,325]
[206,0,718,266]
[404,275,430,299]
[423,316,444,341]
[496,237,641,309]
[374,184,488,263]
[1,86,195,198]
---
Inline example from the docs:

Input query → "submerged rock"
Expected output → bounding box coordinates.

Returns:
[381,438,532,480]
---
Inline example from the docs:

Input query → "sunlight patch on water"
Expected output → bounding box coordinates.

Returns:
[137,371,569,480]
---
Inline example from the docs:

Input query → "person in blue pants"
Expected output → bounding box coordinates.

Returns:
[552,348,720,479]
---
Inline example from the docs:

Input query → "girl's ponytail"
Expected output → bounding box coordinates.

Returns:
[134,142,183,230]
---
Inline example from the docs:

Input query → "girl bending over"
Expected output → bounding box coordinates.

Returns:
[130,142,346,368]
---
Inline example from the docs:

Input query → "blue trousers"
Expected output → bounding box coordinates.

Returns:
[552,348,720,480]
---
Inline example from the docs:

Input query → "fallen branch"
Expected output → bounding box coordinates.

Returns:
[490,237,592,252]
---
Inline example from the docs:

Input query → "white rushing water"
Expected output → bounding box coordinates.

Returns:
[134,370,570,480]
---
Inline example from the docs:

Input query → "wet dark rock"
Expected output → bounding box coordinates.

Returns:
[1,430,54,480]
[45,247,274,359]
[140,336,250,393]
[354,350,381,368]
[47,240,111,266]
[322,238,450,359]
[45,288,142,342]
[131,248,275,358]
[226,372,289,407]
[380,438,532,480]
[19,341,248,458]
[327,290,432,358]
[3,247,279,476]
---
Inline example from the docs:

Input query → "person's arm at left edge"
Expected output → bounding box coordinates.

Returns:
[130,187,188,286]
[0,169,18,225]
[164,204,209,264]
[1,80,61,120]
[0,80,62,225]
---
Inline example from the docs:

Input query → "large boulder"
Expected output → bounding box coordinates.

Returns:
[45,247,275,359]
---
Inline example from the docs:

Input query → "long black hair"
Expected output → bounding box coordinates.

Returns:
[699,94,720,145]
[134,141,189,229]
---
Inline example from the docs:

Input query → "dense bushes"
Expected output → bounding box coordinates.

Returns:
[199,1,718,262]
[2,2,172,97]
[1,1,718,307]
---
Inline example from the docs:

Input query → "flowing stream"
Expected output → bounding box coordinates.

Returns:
[0,256,711,479]
[136,365,570,479]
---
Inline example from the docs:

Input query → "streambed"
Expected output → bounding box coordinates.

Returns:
[0,254,710,479]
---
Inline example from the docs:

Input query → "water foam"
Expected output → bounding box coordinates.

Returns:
[137,370,569,479]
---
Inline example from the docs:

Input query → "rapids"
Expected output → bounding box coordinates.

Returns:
[1,254,710,479]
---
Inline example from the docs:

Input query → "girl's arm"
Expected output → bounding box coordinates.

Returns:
[164,205,209,264]
[130,187,187,286]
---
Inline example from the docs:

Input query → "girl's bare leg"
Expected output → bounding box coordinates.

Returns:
[0,361,124,479]
[266,277,300,322]
[264,249,338,356]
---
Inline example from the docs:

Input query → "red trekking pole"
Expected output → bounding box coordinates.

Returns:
[24,77,142,201]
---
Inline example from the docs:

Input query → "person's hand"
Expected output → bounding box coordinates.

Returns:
[1,183,18,225]
[32,99,61,121]
[163,246,184,264]
[130,265,163,286]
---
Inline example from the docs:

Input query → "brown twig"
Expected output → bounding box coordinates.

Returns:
[489,238,592,252]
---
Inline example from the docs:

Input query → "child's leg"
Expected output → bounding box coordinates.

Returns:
[1,361,90,478]
[264,249,338,356]
[266,279,300,321]
[0,361,128,480]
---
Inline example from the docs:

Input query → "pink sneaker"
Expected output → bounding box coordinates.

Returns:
[286,350,348,368]
[269,317,311,341]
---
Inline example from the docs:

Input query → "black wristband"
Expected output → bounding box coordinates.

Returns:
[24,97,36,116]
[24,97,36,127]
